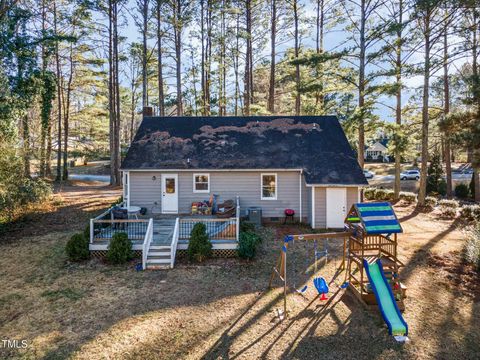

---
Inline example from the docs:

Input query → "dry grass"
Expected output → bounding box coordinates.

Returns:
[0,183,479,359]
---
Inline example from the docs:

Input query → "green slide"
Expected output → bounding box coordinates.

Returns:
[363,259,408,338]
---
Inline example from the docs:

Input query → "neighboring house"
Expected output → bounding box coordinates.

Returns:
[121,115,367,228]
[365,139,389,162]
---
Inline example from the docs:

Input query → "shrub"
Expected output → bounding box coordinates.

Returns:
[374,188,394,201]
[83,224,91,240]
[107,232,133,264]
[65,233,90,262]
[455,183,470,199]
[187,223,212,262]
[364,187,376,200]
[460,205,480,222]
[438,199,459,209]
[399,191,416,204]
[426,152,444,194]
[464,224,480,271]
[438,179,447,196]
[240,220,255,233]
[438,199,458,218]
[238,231,261,259]
[470,173,475,199]
[440,206,457,218]
[424,196,437,210]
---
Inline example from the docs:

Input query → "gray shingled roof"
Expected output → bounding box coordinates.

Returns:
[121,115,368,186]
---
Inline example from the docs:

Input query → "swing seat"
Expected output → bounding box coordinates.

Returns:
[314,277,329,296]
[296,285,308,295]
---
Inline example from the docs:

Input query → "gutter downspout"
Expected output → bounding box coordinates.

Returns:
[299,170,303,222]
[311,186,315,229]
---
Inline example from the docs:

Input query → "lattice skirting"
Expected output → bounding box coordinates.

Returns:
[176,249,238,258]
[90,250,142,259]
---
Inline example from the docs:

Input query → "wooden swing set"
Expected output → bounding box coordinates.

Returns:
[269,202,407,317]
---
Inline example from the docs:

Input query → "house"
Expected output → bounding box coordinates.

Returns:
[365,139,389,162]
[89,114,367,269]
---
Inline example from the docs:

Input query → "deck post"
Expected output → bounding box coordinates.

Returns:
[90,219,94,244]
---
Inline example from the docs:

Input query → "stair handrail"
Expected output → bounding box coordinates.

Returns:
[142,218,154,270]
[235,195,240,241]
[170,217,180,268]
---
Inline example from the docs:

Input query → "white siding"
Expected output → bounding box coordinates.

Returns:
[312,186,359,229]
[129,170,308,219]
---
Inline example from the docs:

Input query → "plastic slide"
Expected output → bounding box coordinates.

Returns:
[363,259,408,339]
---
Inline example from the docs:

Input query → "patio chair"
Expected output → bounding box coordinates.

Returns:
[216,200,236,218]
[111,208,128,230]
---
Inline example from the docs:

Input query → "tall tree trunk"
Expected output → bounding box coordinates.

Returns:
[418,13,431,206]
[244,0,252,115]
[357,0,366,168]
[174,0,183,115]
[200,0,205,114]
[46,117,52,176]
[293,0,300,115]
[63,41,74,181]
[394,0,403,200]
[157,0,165,116]
[142,0,149,108]
[22,114,30,177]
[54,0,62,182]
[267,0,276,114]
[315,0,325,111]
[234,12,240,115]
[108,0,116,186]
[472,8,480,202]
[113,0,121,186]
[443,9,452,198]
[39,0,47,177]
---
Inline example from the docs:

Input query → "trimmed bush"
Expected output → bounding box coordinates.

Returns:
[455,183,470,199]
[425,196,437,210]
[438,199,459,209]
[399,191,417,204]
[440,206,457,218]
[364,187,376,200]
[107,232,133,264]
[374,188,394,201]
[240,220,256,233]
[464,224,480,271]
[238,231,261,259]
[460,205,480,222]
[65,233,90,262]
[187,223,212,262]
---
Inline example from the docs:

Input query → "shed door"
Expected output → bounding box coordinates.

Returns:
[326,188,347,228]
[161,174,178,213]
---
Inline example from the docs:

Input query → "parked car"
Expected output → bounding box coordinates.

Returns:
[363,169,375,179]
[400,170,420,180]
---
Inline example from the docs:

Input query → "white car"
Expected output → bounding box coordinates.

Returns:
[400,170,420,180]
[363,169,375,179]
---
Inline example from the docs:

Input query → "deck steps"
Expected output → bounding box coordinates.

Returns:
[145,219,176,270]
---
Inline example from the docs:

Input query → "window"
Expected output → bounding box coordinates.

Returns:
[261,173,277,200]
[193,173,210,193]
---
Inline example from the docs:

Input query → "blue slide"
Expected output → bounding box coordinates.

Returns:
[363,259,408,338]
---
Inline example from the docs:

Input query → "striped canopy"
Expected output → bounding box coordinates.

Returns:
[351,202,402,234]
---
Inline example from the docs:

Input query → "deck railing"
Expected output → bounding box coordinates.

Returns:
[90,219,149,242]
[170,218,180,268]
[142,218,154,269]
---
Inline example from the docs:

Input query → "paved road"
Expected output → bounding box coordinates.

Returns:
[369,172,472,182]
[69,174,110,183]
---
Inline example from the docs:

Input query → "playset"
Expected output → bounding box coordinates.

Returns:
[269,201,409,342]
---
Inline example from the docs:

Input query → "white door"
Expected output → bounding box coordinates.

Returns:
[161,174,178,213]
[326,188,347,228]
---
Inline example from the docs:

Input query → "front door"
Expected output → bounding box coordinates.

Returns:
[326,188,347,228]
[161,174,178,213]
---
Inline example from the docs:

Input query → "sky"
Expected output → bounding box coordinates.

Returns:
[114,0,468,123]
